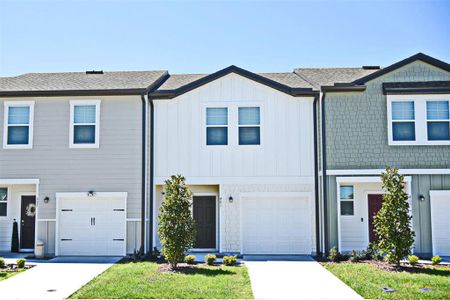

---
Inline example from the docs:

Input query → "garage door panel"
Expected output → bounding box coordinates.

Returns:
[431,192,450,256]
[242,195,311,255]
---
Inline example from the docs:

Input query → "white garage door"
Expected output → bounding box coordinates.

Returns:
[241,193,311,254]
[430,191,450,256]
[57,193,127,256]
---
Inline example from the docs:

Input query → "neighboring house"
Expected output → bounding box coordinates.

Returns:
[298,53,450,257]
[150,66,319,255]
[0,70,167,256]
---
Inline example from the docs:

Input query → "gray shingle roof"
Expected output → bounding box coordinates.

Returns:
[0,70,167,92]
[294,68,380,89]
[158,71,314,90]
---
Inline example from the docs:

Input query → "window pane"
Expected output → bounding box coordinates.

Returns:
[74,105,96,123]
[8,106,30,124]
[239,107,260,125]
[74,125,96,144]
[392,101,414,120]
[7,126,29,144]
[0,188,7,201]
[239,127,260,145]
[427,122,450,141]
[206,108,227,125]
[340,201,354,216]
[393,122,415,141]
[340,186,354,200]
[0,203,6,216]
[427,101,449,120]
[207,127,227,145]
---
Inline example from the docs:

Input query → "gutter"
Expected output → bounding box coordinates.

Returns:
[321,92,329,254]
[312,94,321,255]
[0,88,148,97]
[140,93,147,254]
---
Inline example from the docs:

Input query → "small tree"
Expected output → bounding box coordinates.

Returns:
[158,175,196,269]
[374,166,415,266]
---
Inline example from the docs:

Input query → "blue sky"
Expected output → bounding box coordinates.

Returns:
[0,0,449,76]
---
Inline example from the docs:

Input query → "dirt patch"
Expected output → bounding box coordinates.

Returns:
[320,259,450,273]
[157,263,200,274]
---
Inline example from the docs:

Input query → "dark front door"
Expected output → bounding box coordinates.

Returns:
[193,196,216,249]
[368,194,384,243]
[20,195,36,249]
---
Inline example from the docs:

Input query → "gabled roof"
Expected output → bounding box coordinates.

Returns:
[150,65,317,99]
[352,53,450,85]
[0,70,168,96]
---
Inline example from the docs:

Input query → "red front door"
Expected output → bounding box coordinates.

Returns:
[368,194,384,243]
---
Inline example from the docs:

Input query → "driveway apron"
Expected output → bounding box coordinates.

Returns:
[245,256,362,299]
[0,256,121,300]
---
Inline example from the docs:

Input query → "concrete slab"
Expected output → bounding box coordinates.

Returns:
[0,256,121,300]
[245,259,362,300]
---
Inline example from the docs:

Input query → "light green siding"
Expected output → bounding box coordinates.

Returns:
[325,61,450,169]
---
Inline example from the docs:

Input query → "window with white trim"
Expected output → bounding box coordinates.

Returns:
[0,188,7,217]
[340,185,354,216]
[238,107,260,145]
[206,107,228,145]
[387,95,450,145]
[70,100,100,148]
[3,101,34,149]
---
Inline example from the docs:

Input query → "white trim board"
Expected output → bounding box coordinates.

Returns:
[337,176,412,184]
[154,176,315,185]
[0,179,40,185]
[328,169,450,176]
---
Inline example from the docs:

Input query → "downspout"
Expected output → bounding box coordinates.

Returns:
[313,94,321,255]
[140,93,147,254]
[321,91,329,254]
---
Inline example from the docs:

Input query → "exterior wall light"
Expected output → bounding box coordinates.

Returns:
[228,196,233,203]
[87,190,96,197]
[43,196,50,203]
[418,194,425,201]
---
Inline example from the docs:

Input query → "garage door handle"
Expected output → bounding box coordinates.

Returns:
[113,209,125,211]
[62,209,73,212]
[61,239,72,241]
[113,239,124,241]
[93,217,95,226]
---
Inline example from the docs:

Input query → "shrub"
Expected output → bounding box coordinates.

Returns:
[223,256,237,266]
[0,257,4,268]
[328,247,342,262]
[16,258,26,268]
[205,254,216,265]
[185,255,196,265]
[431,256,442,266]
[350,250,363,263]
[375,167,415,266]
[408,255,419,266]
[158,175,196,269]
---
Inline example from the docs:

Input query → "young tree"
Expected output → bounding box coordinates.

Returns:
[158,175,196,269]
[374,166,415,266]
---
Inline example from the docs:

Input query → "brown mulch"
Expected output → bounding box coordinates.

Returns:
[320,259,450,273]
[157,263,200,274]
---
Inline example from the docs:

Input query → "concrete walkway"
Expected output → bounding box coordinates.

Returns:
[0,256,121,300]
[245,256,362,299]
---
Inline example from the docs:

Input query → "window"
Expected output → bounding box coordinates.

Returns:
[3,101,34,149]
[427,101,450,141]
[340,185,354,216]
[238,107,260,145]
[391,101,415,141]
[206,107,228,145]
[0,188,7,217]
[70,100,100,148]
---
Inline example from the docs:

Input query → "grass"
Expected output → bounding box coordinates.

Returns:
[70,261,253,299]
[325,262,450,299]
[0,269,25,282]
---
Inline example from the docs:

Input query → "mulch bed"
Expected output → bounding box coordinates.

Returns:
[320,259,450,272]
[0,264,32,276]
[157,262,242,274]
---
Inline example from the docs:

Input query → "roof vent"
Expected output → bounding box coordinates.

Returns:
[86,70,104,74]
[362,66,380,70]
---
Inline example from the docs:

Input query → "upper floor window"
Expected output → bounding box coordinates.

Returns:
[3,101,34,149]
[0,188,7,217]
[206,107,228,145]
[70,100,100,148]
[238,107,260,145]
[427,101,450,141]
[339,185,354,216]
[387,95,450,145]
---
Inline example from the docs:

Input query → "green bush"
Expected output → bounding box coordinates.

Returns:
[0,257,5,268]
[431,255,442,266]
[350,250,363,263]
[328,247,342,262]
[184,255,196,265]
[408,255,419,266]
[205,254,216,266]
[16,258,26,268]
[223,256,237,266]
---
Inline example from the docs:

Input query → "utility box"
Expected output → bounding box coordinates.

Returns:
[35,240,45,258]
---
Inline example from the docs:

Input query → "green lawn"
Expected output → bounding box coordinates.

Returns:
[325,262,450,299]
[0,269,25,282]
[70,261,253,299]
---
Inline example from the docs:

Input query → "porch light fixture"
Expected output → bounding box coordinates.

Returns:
[418,194,425,201]
[87,190,96,197]
[228,196,233,203]
[43,196,50,203]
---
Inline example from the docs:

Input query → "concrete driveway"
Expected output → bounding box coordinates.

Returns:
[245,256,362,299]
[0,256,121,300]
